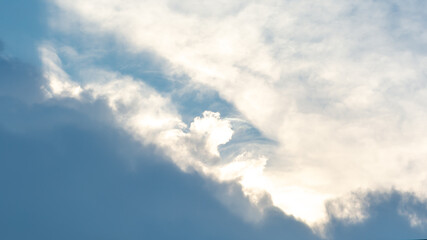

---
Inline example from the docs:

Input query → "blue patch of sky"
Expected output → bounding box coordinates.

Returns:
[0,0,48,65]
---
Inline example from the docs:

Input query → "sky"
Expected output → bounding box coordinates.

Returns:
[1,0,427,239]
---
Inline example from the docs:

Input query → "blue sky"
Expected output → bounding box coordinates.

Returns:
[1,0,427,239]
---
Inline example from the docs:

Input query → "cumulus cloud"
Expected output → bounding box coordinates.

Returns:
[44,0,427,229]
[189,111,233,157]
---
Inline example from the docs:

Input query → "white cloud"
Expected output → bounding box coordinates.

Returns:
[39,45,82,98]
[189,111,233,157]
[44,0,427,229]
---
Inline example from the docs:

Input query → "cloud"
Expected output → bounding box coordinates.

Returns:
[2,79,424,240]
[45,0,427,229]
[39,44,273,222]
[39,45,83,98]
[0,52,319,240]
[2,32,427,240]
[189,111,233,157]
[0,96,318,240]
[326,191,427,240]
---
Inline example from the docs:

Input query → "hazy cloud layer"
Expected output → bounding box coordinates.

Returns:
[43,0,427,230]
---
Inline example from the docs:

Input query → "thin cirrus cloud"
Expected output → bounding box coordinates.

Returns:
[42,0,427,230]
